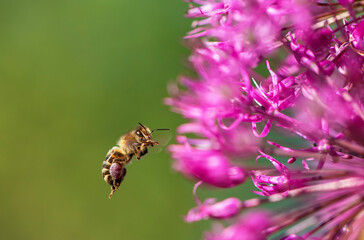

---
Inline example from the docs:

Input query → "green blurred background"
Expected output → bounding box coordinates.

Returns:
[0,1,256,239]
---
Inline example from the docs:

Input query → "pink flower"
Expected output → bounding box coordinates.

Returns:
[168,0,364,239]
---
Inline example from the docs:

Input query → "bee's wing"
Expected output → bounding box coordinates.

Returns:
[149,130,172,154]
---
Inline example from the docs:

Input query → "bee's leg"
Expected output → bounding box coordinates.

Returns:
[139,145,148,158]
[102,147,126,182]
[104,147,130,167]
[135,144,148,160]
[103,147,128,198]
[105,146,124,163]
[132,143,142,160]
[109,167,127,198]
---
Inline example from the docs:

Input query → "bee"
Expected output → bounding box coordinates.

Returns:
[102,123,169,198]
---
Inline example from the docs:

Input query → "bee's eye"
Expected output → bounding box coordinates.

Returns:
[136,131,143,137]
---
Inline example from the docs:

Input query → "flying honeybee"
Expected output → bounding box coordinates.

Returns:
[102,123,169,198]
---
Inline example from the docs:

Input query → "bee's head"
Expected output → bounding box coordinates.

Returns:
[135,123,153,142]
[136,123,169,146]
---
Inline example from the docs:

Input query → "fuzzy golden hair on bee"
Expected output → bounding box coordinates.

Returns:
[102,123,169,198]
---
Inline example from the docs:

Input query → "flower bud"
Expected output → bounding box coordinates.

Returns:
[228,167,246,186]
[185,198,242,222]
[206,198,242,219]
[351,20,364,52]
[170,145,246,188]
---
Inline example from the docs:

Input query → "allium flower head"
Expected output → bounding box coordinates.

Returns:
[167,0,364,239]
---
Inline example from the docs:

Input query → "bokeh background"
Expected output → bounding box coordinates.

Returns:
[0,1,257,239]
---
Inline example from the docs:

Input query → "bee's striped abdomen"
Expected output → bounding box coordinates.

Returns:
[102,147,127,198]
[102,154,113,183]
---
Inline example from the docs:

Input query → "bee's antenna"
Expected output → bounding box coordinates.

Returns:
[151,128,170,133]
[138,122,147,130]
